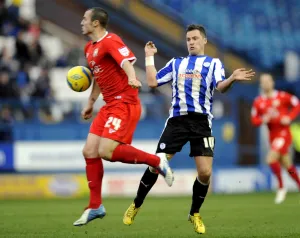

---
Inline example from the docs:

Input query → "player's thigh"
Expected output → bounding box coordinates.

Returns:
[268,137,288,163]
[98,137,120,160]
[280,153,293,168]
[83,133,101,158]
[156,117,189,155]
[188,113,214,157]
[122,102,142,144]
[89,106,107,137]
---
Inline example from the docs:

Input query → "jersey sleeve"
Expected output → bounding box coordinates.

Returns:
[156,58,174,87]
[251,99,263,126]
[283,92,300,120]
[105,35,136,68]
[212,58,225,88]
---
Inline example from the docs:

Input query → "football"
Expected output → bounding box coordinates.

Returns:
[66,66,92,92]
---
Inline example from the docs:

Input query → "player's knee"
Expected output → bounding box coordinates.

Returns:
[198,167,212,184]
[82,146,98,158]
[266,150,280,164]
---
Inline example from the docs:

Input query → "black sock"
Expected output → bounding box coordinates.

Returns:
[190,177,209,215]
[134,167,158,208]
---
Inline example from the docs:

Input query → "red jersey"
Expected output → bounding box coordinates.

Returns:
[84,32,138,104]
[251,90,300,140]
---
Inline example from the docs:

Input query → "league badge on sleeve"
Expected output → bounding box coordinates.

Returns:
[118,47,130,56]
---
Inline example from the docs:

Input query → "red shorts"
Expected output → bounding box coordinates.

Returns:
[270,136,292,155]
[89,101,141,144]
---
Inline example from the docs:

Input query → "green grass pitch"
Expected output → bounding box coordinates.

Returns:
[1,192,299,238]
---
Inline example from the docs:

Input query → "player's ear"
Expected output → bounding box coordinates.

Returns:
[92,20,99,27]
[203,37,207,44]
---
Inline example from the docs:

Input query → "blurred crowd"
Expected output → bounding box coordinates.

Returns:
[0,0,51,140]
[0,0,93,141]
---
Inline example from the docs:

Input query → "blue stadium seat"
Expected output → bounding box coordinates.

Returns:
[146,0,300,70]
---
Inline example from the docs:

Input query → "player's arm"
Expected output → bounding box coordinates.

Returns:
[105,35,140,88]
[87,79,101,106]
[280,93,300,125]
[287,93,300,120]
[122,60,140,88]
[214,59,255,93]
[251,99,270,126]
[144,41,173,88]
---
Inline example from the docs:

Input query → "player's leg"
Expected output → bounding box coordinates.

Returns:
[133,153,174,208]
[269,137,287,204]
[83,133,104,209]
[280,141,300,190]
[188,136,214,234]
[73,110,107,226]
[123,116,189,225]
[123,154,174,226]
[98,102,173,186]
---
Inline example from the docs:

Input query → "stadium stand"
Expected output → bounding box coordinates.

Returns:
[146,0,300,70]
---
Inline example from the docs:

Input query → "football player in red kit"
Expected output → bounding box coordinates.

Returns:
[73,8,174,226]
[251,73,300,204]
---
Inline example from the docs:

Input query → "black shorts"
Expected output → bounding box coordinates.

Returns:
[156,113,215,157]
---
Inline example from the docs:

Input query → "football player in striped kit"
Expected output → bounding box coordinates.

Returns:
[123,24,255,234]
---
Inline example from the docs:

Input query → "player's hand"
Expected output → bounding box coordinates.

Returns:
[128,78,142,89]
[145,41,157,56]
[232,68,255,81]
[280,116,291,125]
[81,104,93,120]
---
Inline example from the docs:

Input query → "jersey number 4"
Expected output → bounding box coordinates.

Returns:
[105,117,121,130]
[203,137,215,149]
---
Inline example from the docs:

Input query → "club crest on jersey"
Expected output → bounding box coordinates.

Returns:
[93,48,99,57]
[118,46,130,56]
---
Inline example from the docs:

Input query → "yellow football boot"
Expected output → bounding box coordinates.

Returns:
[188,213,206,234]
[123,203,140,225]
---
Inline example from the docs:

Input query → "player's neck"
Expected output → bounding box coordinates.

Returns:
[89,29,107,43]
[264,90,275,98]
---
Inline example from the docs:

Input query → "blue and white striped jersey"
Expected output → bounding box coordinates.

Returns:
[156,55,225,127]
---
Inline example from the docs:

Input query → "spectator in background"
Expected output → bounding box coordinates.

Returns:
[0,69,19,100]
[28,17,41,40]
[0,47,16,72]
[15,30,31,68]
[28,36,43,65]
[16,62,31,90]
[31,67,51,99]
[0,0,8,35]
[0,106,13,142]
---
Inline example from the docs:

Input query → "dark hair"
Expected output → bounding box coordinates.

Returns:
[186,24,206,38]
[89,7,109,28]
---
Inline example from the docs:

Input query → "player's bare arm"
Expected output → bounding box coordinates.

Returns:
[81,79,101,120]
[122,60,142,89]
[217,68,255,93]
[145,41,158,88]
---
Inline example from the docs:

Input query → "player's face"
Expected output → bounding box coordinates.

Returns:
[186,30,207,55]
[260,74,274,92]
[81,10,94,35]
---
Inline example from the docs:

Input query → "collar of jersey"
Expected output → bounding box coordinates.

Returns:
[188,54,207,57]
[94,31,108,43]
[261,90,278,99]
